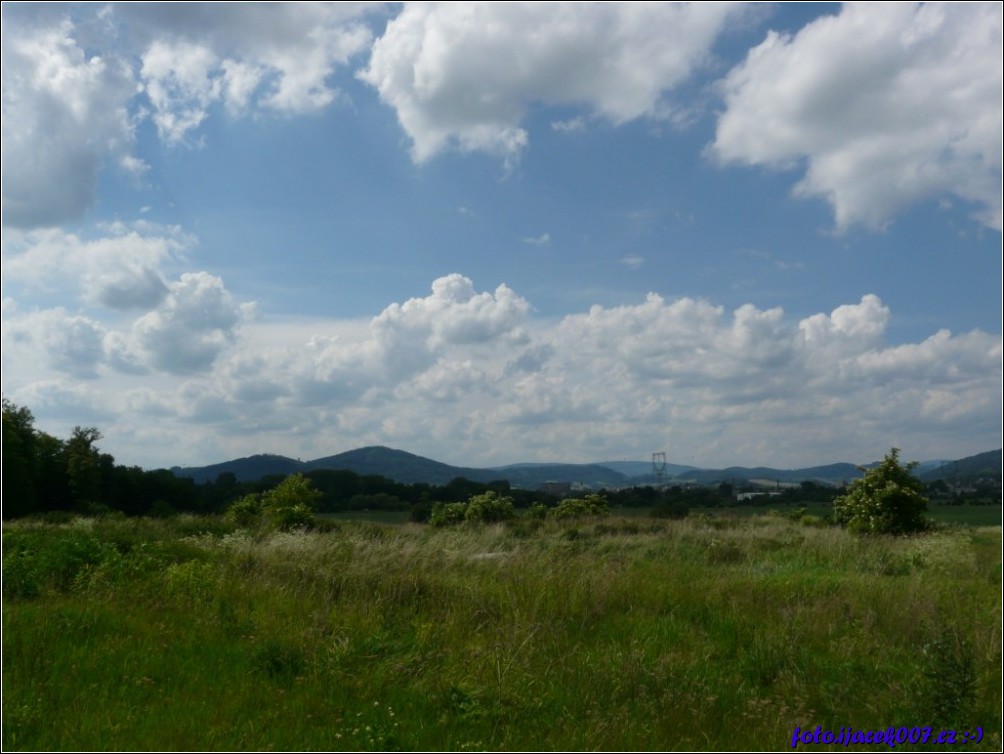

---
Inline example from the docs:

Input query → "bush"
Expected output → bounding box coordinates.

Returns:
[225,493,264,528]
[410,501,433,523]
[527,503,549,520]
[429,502,467,527]
[833,448,930,535]
[225,474,321,531]
[464,491,516,524]
[550,494,609,520]
[270,502,314,531]
[2,528,112,597]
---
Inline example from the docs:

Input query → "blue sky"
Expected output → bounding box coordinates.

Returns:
[2,2,1001,470]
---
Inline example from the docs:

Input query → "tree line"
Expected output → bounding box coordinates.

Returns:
[1,400,561,520]
[3,398,854,522]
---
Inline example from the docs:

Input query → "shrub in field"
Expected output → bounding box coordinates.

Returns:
[225,473,321,531]
[410,501,433,523]
[2,528,111,596]
[527,503,549,520]
[225,493,264,528]
[2,551,40,599]
[550,494,609,520]
[833,448,930,534]
[429,502,467,527]
[269,502,315,531]
[464,491,516,524]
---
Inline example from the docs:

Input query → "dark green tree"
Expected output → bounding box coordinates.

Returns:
[833,448,930,534]
[65,426,103,509]
[35,431,70,511]
[2,399,38,517]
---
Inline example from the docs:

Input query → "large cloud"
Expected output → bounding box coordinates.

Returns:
[2,271,249,382]
[361,2,747,161]
[3,309,108,379]
[130,3,375,143]
[8,275,995,470]
[294,273,531,396]
[373,273,530,350]
[0,4,377,224]
[712,2,1003,230]
[2,223,190,311]
[1,19,139,228]
[133,272,251,374]
[2,224,248,381]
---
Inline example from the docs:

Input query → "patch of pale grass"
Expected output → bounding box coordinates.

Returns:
[904,529,979,573]
[181,531,236,552]
[257,528,329,558]
[217,530,255,552]
[65,516,97,531]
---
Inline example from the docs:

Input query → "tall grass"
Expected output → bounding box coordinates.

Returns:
[3,514,1000,751]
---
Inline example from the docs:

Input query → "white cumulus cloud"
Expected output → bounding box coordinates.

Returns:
[712,2,1003,230]
[361,2,747,161]
[1,19,138,228]
[133,272,251,374]
[2,223,250,382]
[134,3,375,143]
[2,223,189,311]
[5,276,998,469]
[373,273,530,352]
[1,4,378,222]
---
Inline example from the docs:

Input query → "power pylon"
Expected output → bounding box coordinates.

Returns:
[652,451,667,489]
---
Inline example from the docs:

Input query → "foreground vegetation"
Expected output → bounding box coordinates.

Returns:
[3,512,1000,751]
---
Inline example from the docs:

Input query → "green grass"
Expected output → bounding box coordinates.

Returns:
[682,502,1000,527]
[320,509,412,524]
[925,504,1002,527]
[321,502,1001,527]
[3,513,1001,751]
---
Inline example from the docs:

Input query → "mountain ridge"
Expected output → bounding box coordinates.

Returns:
[171,447,1001,489]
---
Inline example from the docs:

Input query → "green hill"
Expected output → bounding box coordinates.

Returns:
[919,449,1002,482]
[171,447,1000,490]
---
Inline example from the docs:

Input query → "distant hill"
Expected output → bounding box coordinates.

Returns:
[668,462,865,486]
[491,463,627,489]
[171,447,1000,490]
[597,461,698,479]
[918,449,1002,482]
[305,447,499,486]
[173,446,504,487]
[171,454,304,484]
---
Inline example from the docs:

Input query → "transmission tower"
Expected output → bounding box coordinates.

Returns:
[652,451,667,489]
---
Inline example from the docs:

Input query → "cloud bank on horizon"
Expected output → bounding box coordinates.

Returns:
[2,2,1001,470]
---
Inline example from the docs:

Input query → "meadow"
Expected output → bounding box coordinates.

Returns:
[3,511,1001,751]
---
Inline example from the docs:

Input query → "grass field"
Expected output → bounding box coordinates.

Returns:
[925,505,1003,527]
[3,512,1001,751]
[325,503,1001,527]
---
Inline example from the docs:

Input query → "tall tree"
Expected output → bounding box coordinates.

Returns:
[2,399,38,517]
[833,448,930,534]
[65,426,103,509]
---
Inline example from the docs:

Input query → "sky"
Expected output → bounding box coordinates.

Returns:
[1,1,1001,472]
